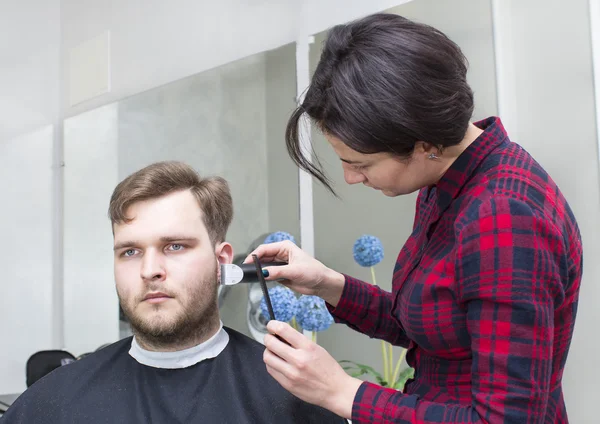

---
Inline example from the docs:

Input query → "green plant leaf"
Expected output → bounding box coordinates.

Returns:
[393,367,415,390]
[376,376,388,386]
[338,360,390,386]
[339,361,382,377]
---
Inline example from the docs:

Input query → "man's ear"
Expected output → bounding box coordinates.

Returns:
[215,242,233,264]
[215,242,233,281]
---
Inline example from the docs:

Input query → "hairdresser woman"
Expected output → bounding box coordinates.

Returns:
[246,13,583,424]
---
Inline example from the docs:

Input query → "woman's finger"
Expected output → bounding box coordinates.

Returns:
[267,321,311,350]
[261,264,296,281]
[243,241,292,264]
[265,364,293,390]
[263,347,297,380]
[263,332,297,362]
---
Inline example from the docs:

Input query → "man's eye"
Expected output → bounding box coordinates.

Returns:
[123,249,137,257]
[168,244,184,251]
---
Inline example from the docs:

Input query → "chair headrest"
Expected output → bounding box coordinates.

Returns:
[26,350,76,387]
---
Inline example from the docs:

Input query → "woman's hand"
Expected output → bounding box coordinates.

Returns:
[244,240,345,306]
[263,320,362,419]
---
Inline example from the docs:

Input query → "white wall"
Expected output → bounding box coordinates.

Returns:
[0,0,60,142]
[0,0,60,393]
[60,0,411,118]
[301,0,412,36]
[0,127,55,393]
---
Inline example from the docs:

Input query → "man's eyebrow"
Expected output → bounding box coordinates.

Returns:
[113,236,199,251]
[158,236,199,244]
[113,240,138,251]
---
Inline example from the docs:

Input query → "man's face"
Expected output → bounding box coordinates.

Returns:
[113,189,230,347]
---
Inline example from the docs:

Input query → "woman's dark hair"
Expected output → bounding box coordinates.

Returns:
[286,13,474,194]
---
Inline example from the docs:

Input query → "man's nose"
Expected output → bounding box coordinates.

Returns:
[140,250,166,282]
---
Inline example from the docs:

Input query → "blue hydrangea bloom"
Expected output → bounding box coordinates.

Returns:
[296,295,334,332]
[353,235,384,267]
[260,285,298,322]
[264,231,296,244]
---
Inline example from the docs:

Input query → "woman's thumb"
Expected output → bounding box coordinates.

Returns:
[262,263,291,281]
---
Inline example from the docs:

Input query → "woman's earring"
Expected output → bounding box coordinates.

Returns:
[428,153,439,160]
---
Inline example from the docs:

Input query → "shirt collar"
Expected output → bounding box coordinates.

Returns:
[129,321,229,369]
[435,116,509,212]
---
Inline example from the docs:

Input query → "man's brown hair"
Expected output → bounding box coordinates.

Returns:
[108,161,233,245]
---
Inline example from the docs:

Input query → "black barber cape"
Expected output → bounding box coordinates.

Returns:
[0,327,345,423]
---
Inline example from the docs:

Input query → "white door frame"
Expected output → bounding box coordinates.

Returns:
[295,35,315,257]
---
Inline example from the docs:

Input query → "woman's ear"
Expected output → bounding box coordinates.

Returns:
[416,141,438,154]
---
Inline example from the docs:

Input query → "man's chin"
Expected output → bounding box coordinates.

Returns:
[130,315,181,338]
[125,303,178,329]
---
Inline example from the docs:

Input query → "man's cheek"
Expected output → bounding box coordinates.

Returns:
[115,270,137,301]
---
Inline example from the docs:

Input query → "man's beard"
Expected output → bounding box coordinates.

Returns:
[119,264,219,349]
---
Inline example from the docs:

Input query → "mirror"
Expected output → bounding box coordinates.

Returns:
[308,0,498,377]
[63,42,299,354]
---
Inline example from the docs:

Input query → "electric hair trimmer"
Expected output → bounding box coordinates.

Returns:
[219,261,286,285]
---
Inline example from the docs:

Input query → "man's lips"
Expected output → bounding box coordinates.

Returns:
[143,292,172,303]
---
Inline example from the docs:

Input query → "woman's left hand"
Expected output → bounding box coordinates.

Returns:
[262,320,363,419]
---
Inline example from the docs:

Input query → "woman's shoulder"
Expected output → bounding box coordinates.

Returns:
[461,141,573,224]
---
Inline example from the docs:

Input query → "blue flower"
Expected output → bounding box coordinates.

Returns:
[260,285,298,322]
[353,235,384,267]
[264,231,296,244]
[296,295,334,332]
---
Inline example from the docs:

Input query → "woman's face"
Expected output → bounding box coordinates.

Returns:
[325,134,444,197]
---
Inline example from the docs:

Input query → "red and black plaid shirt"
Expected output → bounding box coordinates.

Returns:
[329,117,583,423]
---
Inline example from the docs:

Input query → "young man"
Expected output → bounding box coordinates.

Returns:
[1,161,344,423]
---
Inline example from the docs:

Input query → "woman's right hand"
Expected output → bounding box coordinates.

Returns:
[244,240,346,307]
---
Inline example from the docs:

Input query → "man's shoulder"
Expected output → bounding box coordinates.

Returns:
[1,338,132,422]
[223,326,263,349]
[220,327,346,423]
[35,337,131,385]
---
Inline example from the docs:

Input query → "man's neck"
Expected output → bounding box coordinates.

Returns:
[129,319,230,369]
[134,316,221,352]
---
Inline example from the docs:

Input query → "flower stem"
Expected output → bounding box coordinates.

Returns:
[291,317,298,331]
[381,340,389,385]
[370,266,377,286]
[390,348,408,388]
[371,266,389,384]
[312,331,317,343]
[388,343,393,384]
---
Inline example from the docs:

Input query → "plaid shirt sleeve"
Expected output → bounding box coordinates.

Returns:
[328,275,411,348]
[348,197,563,423]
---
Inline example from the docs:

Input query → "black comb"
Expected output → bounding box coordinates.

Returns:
[252,254,290,345]
[252,254,276,321]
